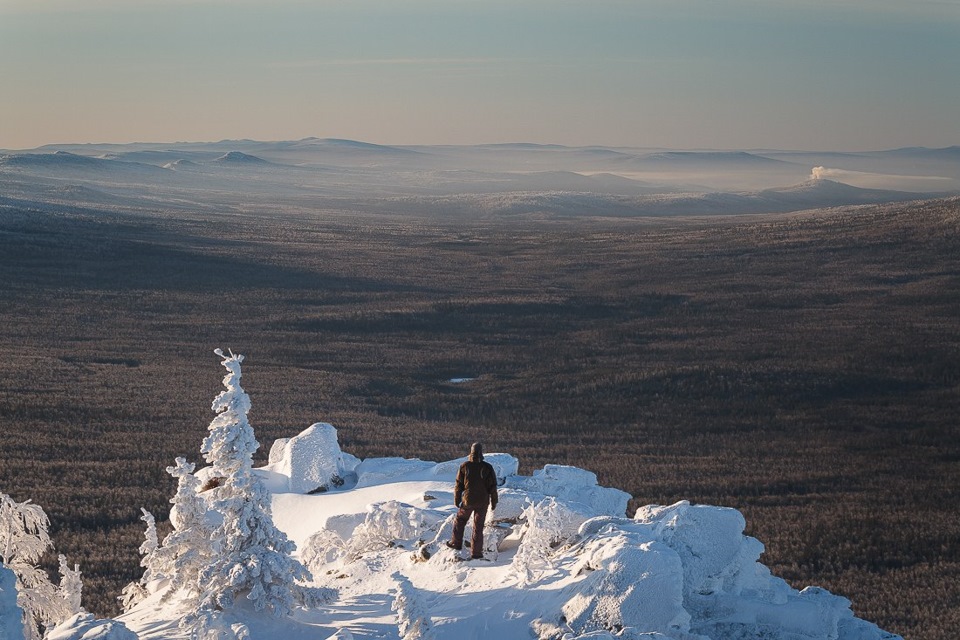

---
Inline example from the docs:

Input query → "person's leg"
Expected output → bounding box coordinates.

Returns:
[470,505,488,558]
[449,507,472,550]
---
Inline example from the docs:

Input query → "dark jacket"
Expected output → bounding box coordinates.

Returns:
[455,456,498,509]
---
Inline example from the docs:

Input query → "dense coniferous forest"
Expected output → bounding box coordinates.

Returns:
[0,198,958,640]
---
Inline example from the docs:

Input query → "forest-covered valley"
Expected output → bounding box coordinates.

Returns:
[0,197,958,640]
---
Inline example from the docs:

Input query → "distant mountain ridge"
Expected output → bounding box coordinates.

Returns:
[2,139,957,216]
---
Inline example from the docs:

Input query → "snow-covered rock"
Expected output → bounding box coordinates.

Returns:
[430,453,520,482]
[0,563,25,640]
[561,535,689,636]
[354,457,436,489]
[47,614,138,640]
[543,500,902,640]
[635,500,764,598]
[263,423,359,494]
[508,464,630,518]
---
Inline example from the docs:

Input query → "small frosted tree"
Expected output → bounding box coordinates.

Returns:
[56,555,83,619]
[0,493,66,640]
[119,507,163,611]
[146,457,215,606]
[186,350,329,635]
[139,508,160,560]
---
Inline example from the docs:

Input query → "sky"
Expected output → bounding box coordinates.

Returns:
[0,0,958,151]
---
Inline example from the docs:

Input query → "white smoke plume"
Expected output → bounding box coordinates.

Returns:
[811,166,827,180]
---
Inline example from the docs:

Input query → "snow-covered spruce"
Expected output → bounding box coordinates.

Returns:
[57,556,83,619]
[124,457,216,611]
[119,509,160,612]
[138,509,159,560]
[187,350,332,632]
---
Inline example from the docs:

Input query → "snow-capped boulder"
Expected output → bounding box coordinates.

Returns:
[354,457,436,488]
[542,503,906,640]
[265,423,359,493]
[562,535,690,637]
[489,487,530,522]
[635,500,764,597]
[0,563,25,640]
[47,614,138,640]
[431,453,520,483]
[323,512,368,542]
[268,437,289,464]
[508,464,630,518]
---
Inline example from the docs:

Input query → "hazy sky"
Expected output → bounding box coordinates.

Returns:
[1,0,958,151]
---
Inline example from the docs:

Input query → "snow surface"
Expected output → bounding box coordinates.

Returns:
[0,563,25,640]
[111,424,901,640]
[48,614,137,640]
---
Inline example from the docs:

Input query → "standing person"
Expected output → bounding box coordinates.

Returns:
[447,442,498,559]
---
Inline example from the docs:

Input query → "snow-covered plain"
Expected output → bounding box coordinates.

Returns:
[31,352,901,640]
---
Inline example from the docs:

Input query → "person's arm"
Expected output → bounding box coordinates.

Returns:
[454,464,465,507]
[487,464,498,510]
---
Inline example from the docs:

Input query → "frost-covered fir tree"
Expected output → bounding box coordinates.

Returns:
[149,457,215,605]
[189,350,329,630]
[56,556,83,619]
[139,508,159,560]
[119,508,162,611]
[0,493,66,640]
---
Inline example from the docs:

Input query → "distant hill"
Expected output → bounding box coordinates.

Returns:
[642,150,789,165]
[758,178,925,207]
[881,146,960,160]
[212,151,270,165]
[0,151,169,177]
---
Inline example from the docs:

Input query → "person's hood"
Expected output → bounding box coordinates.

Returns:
[469,442,483,462]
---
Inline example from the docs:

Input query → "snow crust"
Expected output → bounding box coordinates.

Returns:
[113,422,901,640]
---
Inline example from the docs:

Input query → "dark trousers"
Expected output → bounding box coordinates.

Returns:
[451,504,487,556]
